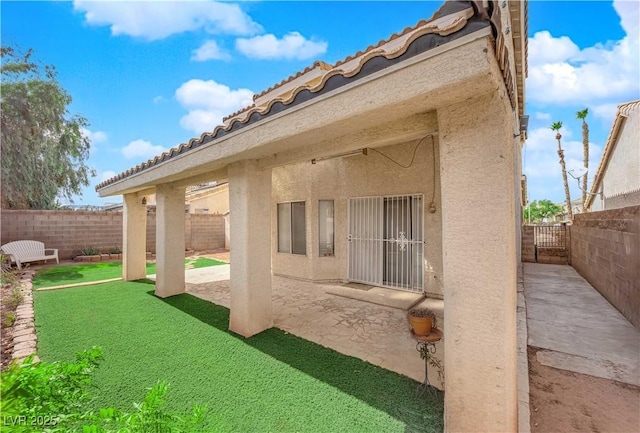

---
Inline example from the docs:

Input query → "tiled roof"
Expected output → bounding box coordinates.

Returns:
[585,100,640,208]
[96,1,493,191]
[251,61,333,103]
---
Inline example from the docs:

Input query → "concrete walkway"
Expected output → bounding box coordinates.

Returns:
[523,263,639,386]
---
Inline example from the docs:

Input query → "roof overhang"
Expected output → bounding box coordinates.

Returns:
[98,29,504,198]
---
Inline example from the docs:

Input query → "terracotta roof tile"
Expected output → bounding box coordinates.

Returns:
[96,1,484,191]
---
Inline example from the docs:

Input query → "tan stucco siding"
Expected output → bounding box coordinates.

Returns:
[188,187,230,214]
[438,90,518,431]
[272,137,443,297]
[602,111,640,206]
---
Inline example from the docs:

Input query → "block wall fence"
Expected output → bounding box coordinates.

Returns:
[1,210,225,260]
[570,205,640,329]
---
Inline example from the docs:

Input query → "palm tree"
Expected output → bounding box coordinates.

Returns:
[576,108,589,212]
[551,121,572,221]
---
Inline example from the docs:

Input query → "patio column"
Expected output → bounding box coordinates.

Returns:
[438,92,518,432]
[122,192,147,280]
[228,160,272,337]
[155,183,186,298]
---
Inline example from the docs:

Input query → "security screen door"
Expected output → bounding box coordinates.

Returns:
[348,195,424,292]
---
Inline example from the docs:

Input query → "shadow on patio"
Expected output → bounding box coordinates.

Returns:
[156,291,444,432]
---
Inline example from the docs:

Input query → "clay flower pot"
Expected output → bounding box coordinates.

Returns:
[407,307,437,336]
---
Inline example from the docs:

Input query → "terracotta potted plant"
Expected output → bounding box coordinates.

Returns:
[407,307,437,336]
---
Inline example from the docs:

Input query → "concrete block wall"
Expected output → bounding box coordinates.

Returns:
[1,210,225,260]
[521,226,535,262]
[189,213,225,251]
[571,205,640,329]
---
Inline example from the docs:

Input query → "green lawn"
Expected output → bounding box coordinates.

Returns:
[32,257,226,289]
[34,281,444,432]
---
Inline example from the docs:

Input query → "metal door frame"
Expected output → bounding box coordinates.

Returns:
[347,194,424,292]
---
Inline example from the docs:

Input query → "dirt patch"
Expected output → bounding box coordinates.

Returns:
[1,282,16,370]
[528,347,640,433]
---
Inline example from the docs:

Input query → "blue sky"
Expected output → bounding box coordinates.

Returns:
[2,1,639,207]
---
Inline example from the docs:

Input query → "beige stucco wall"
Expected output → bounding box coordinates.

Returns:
[438,89,518,432]
[188,185,230,214]
[271,137,444,298]
[596,108,640,210]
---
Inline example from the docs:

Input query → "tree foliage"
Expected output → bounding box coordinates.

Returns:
[524,199,563,222]
[1,46,95,209]
[1,348,209,432]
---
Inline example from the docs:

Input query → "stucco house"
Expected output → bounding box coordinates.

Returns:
[586,100,640,211]
[97,1,527,430]
[105,182,230,214]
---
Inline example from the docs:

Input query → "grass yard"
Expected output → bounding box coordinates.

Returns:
[34,281,444,432]
[32,257,225,289]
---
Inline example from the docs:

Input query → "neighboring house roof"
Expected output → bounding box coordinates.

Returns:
[187,182,228,201]
[97,0,526,193]
[585,100,640,209]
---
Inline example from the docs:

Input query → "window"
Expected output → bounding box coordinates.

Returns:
[277,201,306,255]
[318,200,334,256]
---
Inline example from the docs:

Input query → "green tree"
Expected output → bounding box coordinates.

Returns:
[1,46,95,209]
[524,199,563,222]
[576,108,589,212]
[551,121,572,221]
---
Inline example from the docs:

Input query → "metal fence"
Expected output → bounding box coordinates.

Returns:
[534,225,568,248]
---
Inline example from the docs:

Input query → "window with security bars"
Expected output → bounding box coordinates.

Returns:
[277,201,306,255]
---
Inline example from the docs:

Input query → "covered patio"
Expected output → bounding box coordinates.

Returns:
[97,1,527,430]
[184,266,445,385]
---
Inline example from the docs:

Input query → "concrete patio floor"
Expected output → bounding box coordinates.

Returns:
[184,266,445,387]
[523,262,639,386]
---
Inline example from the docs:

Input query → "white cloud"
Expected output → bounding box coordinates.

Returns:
[121,139,166,160]
[527,0,639,105]
[523,126,603,203]
[82,128,107,144]
[99,170,117,183]
[534,112,551,121]
[73,0,262,41]
[82,128,107,158]
[192,40,230,61]
[175,79,253,133]
[236,32,327,60]
[591,103,619,124]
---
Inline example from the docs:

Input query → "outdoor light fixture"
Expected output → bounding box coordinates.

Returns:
[141,197,147,205]
[519,115,529,134]
[311,148,368,164]
[514,115,529,138]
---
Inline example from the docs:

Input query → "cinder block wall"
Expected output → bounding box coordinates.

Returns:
[521,226,535,262]
[189,213,225,250]
[0,210,225,260]
[571,205,640,329]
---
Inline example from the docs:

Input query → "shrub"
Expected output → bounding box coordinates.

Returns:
[78,247,101,256]
[1,313,16,328]
[107,246,122,255]
[407,307,436,319]
[0,348,209,432]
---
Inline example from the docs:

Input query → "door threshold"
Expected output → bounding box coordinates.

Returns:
[325,284,424,310]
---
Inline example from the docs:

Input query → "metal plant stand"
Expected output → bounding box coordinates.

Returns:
[411,328,443,396]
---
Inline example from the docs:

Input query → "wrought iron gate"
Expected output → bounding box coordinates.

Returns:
[348,195,424,292]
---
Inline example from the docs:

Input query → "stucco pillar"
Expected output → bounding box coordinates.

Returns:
[122,193,147,280]
[437,93,518,432]
[228,160,272,337]
[155,183,186,298]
